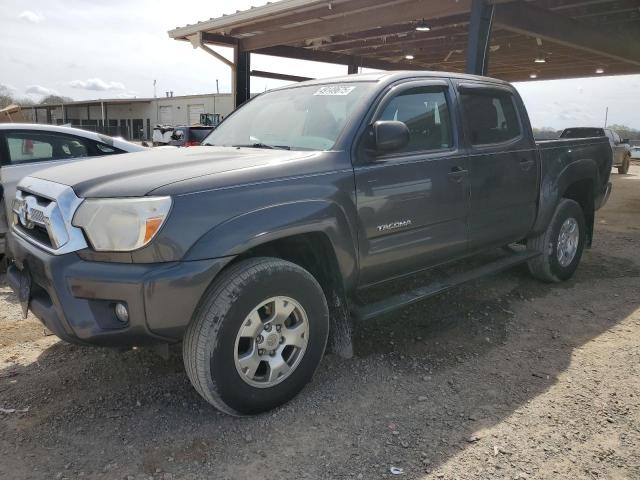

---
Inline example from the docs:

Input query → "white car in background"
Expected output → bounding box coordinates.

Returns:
[0,124,146,256]
[630,146,640,160]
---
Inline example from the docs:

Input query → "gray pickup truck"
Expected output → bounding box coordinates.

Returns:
[7,72,612,415]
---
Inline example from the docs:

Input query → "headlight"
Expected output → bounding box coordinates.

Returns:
[72,197,172,252]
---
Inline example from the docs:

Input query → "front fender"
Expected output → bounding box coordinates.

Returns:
[184,200,359,289]
[531,157,597,236]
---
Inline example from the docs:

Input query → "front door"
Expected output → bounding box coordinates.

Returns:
[354,81,469,286]
[456,83,539,251]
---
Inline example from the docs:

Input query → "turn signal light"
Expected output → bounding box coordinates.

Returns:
[144,217,164,243]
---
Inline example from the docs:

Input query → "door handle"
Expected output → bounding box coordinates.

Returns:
[448,166,467,183]
[519,158,535,171]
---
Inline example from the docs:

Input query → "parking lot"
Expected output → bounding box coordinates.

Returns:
[1,165,639,480]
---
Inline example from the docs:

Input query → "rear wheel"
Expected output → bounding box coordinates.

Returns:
[618,154,630,174]
[527,199,586,283]
[183,257,329,416]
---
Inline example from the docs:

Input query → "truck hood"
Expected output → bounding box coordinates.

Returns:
[31,146,321,198]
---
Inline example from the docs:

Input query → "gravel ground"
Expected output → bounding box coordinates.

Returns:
[1,165,639,480]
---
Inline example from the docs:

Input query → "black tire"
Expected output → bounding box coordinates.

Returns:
[527,199,586,283]
[618,154,630,174]
[183,257,329,416]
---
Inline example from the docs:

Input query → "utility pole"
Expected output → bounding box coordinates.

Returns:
[604,107,609,128]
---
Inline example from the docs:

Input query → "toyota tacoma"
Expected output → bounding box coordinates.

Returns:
[7,72,612,415]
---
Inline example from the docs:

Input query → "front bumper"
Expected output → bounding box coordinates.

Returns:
[6,232,231,347]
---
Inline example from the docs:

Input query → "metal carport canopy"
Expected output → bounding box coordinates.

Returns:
[168,0,640,107]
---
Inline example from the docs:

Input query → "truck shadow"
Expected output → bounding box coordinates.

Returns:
[1,238,639,479]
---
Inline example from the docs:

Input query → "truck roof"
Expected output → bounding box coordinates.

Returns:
[266,70,512,92]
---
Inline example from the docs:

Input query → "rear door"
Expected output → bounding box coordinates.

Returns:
[354,80,469,286]
[455,82,538,251]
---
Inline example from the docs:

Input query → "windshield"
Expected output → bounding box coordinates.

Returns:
[202,83,374,151]
[560,128,605,138]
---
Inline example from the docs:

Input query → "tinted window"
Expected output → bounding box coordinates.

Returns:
[612,131,621,143]
[560,128,604,138]
[378,87,453,153]
[5,132,88,165]
[461,91,521,145]
[189,128,213,143]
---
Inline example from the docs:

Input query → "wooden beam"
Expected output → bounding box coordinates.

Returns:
[494,1,640,66]
[316,13,471,51]
[322,25,470,54]
[250,70,313,82]
[230,0,399,36]
[255,44,420,71]
[240,0,472,51]
[201,32,238,46]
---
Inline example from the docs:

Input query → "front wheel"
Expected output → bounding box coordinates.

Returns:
[618,154,630,174]
[183,257,329,416]
[527,199,586,283]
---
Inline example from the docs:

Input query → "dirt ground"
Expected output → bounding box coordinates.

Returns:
[1,165,639,480]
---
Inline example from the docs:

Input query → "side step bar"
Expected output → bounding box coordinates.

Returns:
[352,250,540,321]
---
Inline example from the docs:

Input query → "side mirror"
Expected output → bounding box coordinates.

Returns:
[372,120,410,154]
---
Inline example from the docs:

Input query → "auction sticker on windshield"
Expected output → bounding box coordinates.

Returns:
[314,86,356,96]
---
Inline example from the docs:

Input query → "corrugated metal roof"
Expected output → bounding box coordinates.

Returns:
[168,0,330,39]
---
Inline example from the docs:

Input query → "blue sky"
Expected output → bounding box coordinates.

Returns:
[1,0,639,130]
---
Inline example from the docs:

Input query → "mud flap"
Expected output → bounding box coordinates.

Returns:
[327,292,353,359]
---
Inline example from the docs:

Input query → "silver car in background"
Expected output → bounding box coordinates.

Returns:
[0,124,145,255]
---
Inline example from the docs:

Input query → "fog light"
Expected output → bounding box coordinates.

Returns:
[114,302,129,323]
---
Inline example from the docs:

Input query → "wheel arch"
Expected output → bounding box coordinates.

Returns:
[530,158,598,245]
[184,201,358,358]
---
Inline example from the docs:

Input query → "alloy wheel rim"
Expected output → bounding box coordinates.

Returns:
[233,296,309,388]
[557,217,579,267]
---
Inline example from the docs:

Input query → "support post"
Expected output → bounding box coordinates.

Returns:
[234,48,250,108]
[465,0,494,76]
[347,63,358,75]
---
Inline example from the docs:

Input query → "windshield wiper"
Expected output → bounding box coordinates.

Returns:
[232,143,291,150]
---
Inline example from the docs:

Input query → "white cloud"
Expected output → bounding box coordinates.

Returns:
[25,85,57,96]
[18,10,44,23]
[69,78,126,91]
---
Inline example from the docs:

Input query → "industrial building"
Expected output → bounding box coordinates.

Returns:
[20,93,234,140]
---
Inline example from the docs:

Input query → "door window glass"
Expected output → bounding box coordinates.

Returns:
[5,132,88,165]
[378,87,453,153]
[461,90,521,145]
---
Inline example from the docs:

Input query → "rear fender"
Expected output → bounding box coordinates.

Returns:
[184,200,358,289]
[531,158,597,237]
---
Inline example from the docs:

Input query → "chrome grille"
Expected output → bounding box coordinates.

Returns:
[12,177,88,255]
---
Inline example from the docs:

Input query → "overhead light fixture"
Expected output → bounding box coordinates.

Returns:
[530,73,538,79]
[405,54,415,60]
[415,19,431,32]
[595,68,604,74]
[534,56,546,64]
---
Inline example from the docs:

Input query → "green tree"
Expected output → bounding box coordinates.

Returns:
[39,94,73,105]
